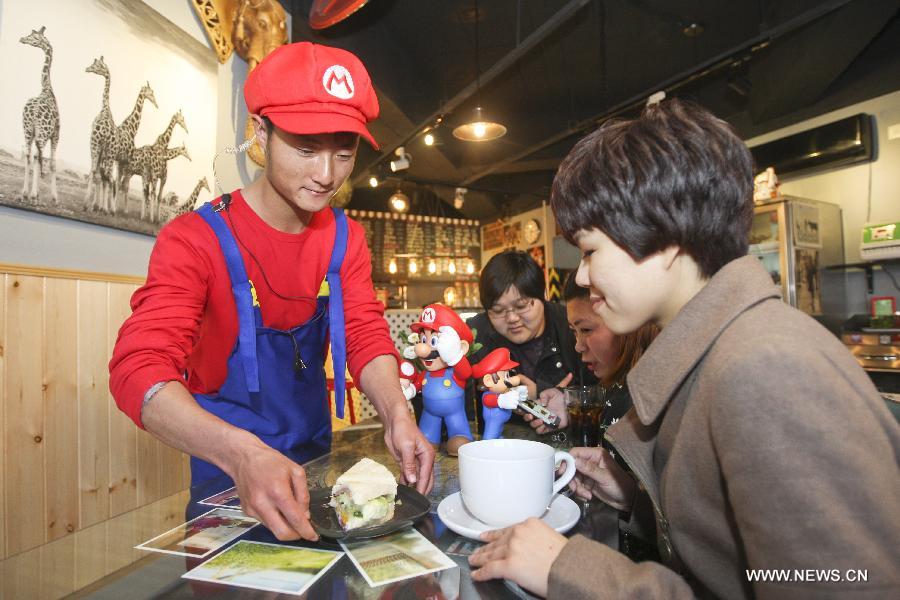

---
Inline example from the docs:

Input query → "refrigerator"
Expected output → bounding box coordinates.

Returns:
[748,196,844,316]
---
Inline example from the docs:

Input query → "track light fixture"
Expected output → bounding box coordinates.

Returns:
[390,146,411,172]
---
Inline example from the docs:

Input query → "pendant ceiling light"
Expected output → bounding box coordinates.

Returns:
[452,0,506,142]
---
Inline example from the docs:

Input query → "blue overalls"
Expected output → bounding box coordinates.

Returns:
[419,368,472,444]
[189,198,349,485]
[481,392,512,440]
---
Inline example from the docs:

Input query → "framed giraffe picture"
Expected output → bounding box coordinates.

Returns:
[0,0,216,235]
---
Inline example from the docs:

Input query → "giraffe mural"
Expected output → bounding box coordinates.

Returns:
[128,110,188,221]
[161,176,209,222]
[85,56,115,212]
[19,26,60,204]
[110,82,157,213]
[154,143,192,222]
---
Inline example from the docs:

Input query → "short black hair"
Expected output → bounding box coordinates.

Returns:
[262,116,275,135]
[563,270,588,302]
[479,250,545,309]
[551,98,754,279]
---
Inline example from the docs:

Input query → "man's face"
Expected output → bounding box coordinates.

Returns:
[482,368,521,393]
[414,327,447,371]
[486,286,545,344]
[259,123,359,213]
[574,228,678,334]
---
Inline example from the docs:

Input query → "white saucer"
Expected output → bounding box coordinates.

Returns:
[437,491,580,540]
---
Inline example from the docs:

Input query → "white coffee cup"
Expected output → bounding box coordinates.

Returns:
[458,439,576,528]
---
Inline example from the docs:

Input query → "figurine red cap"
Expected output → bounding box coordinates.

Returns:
[410,304,474,345]
[472,348,519,379]
[244,41,380,148]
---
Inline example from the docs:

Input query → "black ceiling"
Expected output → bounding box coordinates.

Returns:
[289,0,900,221]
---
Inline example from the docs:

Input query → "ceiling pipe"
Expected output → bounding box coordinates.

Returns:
[351,0,592,187]
[461,0,858,186]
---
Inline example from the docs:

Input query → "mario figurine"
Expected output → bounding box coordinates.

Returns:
[404,304,474,456]
[472,348,528,440]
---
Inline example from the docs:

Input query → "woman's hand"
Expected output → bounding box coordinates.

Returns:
[469,518,567,597]
[524,386,569,434]
[568,447,635,511]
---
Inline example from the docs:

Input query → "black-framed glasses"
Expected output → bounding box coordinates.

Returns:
[487,297,537,320]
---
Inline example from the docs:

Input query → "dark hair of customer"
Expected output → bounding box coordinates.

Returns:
[478,250,546,310]
[562,272,658,387]
[551,98,755,279]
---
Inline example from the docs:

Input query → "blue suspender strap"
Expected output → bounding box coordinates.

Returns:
[196,200,260,393]
[326,208,349,419]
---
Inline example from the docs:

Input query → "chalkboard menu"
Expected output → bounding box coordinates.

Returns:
[346,209,481,282]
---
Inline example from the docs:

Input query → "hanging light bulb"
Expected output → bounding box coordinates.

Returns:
[448,260,456,274]
[452,0,506,142]
[409,259,418,274]
[424,133,435,146]
[428,259,437,274]
[466,260,475,274]
[369,176,379,188]
[388,258,398,274]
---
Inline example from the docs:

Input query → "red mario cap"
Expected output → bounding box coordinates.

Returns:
[472,348,519,379]
[244,42,380,148]
[410,304,474,345]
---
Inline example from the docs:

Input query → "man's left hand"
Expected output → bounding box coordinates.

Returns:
[384,411,435,494]
[469,518,567,597]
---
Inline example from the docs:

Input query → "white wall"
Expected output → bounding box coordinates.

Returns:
[746,90,900,264]
[746,90,900,314]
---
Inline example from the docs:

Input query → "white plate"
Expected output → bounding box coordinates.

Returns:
[437,491,580,540]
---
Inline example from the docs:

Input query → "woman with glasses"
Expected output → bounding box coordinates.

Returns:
[466,251,595,430]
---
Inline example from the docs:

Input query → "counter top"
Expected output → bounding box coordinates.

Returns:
[71,421,617,599]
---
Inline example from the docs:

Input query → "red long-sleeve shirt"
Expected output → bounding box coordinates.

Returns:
[109,190,397,428]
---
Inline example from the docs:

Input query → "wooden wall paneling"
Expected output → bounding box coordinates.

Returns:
[0,275,6,562]
[159,442,184,498]
[137,429,162,507]
[105,509,137,575]
[73,520,107,591]
[107,283,137,516]
[78,280,111,527]
[0,542,42,600]
[182,451,191,490]
[4,275,46,555]
[44,278,79,543]
[39,533,76,599]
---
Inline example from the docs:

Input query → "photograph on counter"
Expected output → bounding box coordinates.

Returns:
[182,540,343,596]
[340,528,456,587]
[135,507,258,558]
[198,486,241,509]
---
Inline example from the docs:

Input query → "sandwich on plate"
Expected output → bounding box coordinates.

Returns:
[330,458,398,530]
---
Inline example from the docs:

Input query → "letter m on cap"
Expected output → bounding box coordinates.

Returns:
[323,65,354,100]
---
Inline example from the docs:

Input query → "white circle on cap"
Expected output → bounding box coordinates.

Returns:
[322,65,355,99]
[422,308,436,323]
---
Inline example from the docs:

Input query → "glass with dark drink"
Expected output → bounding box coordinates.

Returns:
[564,386,603,447]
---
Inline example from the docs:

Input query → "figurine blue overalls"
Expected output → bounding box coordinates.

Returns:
[481,393,513,440]
[190,196,349,485]
[419,368,472,444]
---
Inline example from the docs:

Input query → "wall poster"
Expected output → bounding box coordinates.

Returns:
[0,0,216,236]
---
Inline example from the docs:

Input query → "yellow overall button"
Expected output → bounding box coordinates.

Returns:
[443,379,451,387]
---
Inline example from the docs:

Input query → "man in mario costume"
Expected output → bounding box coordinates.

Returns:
[110,42,434,543]
[472,348,528,440]
[405,304,475,456]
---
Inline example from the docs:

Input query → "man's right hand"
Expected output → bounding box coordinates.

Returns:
[227,441,319,541]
